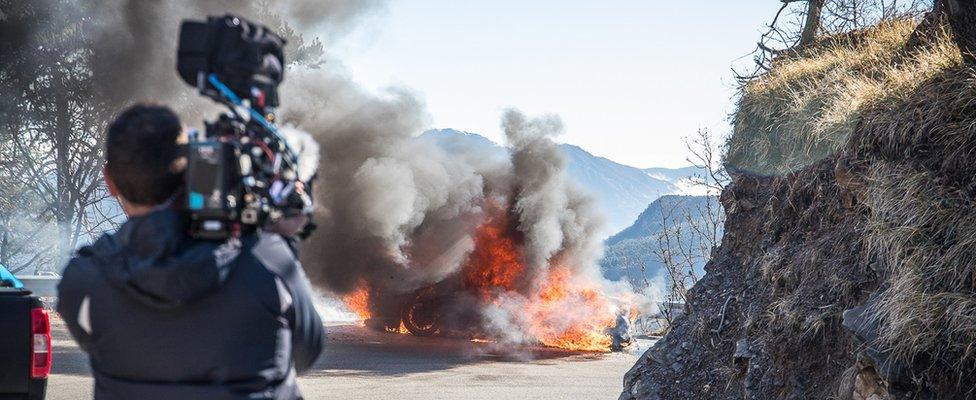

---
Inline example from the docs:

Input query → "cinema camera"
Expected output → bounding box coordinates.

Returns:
[176,14,312,240]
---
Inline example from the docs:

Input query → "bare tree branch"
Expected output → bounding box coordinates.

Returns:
[735,0,932,84]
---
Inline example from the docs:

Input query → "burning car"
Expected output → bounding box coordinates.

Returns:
[363,281,484,337]
[345,208,634,352]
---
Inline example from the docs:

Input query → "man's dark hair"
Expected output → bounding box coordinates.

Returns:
[105,104,185,206]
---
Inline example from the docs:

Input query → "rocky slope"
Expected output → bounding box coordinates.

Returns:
[622,160,869,399]
[622,15,976,400]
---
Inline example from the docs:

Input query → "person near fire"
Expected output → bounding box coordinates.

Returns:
[609,310,633,352]
[56,104,325,400]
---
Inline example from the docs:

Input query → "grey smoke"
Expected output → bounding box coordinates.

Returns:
[279,0,385,35]
[503,110,605,278]
[278,126,321,182]
[279,64,493,297]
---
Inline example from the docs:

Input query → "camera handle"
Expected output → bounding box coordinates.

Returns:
[205,73,300,171]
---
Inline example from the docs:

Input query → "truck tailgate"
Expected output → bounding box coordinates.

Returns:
[0,290,33,394]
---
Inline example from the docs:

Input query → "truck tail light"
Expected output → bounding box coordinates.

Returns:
[30,307,51,378]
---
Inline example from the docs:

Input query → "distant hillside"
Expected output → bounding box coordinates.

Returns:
[421,129,698,234]
[600,195,721,286]
[419,129,507,160]
[606,195,716,246]
[559,144,677,234]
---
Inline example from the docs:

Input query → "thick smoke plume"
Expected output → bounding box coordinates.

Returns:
[292,100,611,296]
[503,110,606,276]
[281,66,496,296]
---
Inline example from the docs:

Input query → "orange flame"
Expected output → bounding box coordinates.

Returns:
[526,266,615,352]
[464,210,525,297]
[463,205,618,352]
[344,284,372,320]
[386,321,409,334]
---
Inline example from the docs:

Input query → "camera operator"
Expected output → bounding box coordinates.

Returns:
[57,104,325,400]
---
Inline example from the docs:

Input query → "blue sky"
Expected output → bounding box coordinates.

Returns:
[331,1,777,168]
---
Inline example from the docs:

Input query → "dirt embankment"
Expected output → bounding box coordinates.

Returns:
[622,16,976,400]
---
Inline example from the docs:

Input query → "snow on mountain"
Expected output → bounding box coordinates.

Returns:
[643,166,710,196]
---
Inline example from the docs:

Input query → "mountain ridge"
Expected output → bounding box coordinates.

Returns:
[421,128,702,234]
[600,195,720,286]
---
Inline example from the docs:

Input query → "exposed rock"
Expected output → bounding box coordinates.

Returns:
[733,339,754,364]
[851,358,890,400]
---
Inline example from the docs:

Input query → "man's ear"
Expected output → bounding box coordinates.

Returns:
[104,165,120,198]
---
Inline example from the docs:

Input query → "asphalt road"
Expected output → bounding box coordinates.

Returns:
[48,319,648,400]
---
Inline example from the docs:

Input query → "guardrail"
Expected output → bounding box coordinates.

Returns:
[17,276,60,297]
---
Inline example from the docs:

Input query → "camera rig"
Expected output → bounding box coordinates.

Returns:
[177,14,311,240]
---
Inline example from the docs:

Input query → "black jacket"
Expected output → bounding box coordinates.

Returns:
[57,210,325,400]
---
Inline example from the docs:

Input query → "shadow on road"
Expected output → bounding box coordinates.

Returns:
[305,325,611,378]
[51,322,618,379]
[51,320,92,377]
[51,347,92,376]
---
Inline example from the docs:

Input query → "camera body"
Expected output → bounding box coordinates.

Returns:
[177,15,310,240]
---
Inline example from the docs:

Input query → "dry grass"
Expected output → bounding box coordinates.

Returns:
[852,67,976,394]
[859,161,976,393]
[728,18,962,176]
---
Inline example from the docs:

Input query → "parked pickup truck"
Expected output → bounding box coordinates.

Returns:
[0,265,50,400]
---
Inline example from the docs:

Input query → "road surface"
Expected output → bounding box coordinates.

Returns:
[49,318,649,400]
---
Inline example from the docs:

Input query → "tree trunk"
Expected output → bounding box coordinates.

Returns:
[798,0,826,47]
[908,1,976,62]
[942,0,976,63]
[53,69,74,267]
